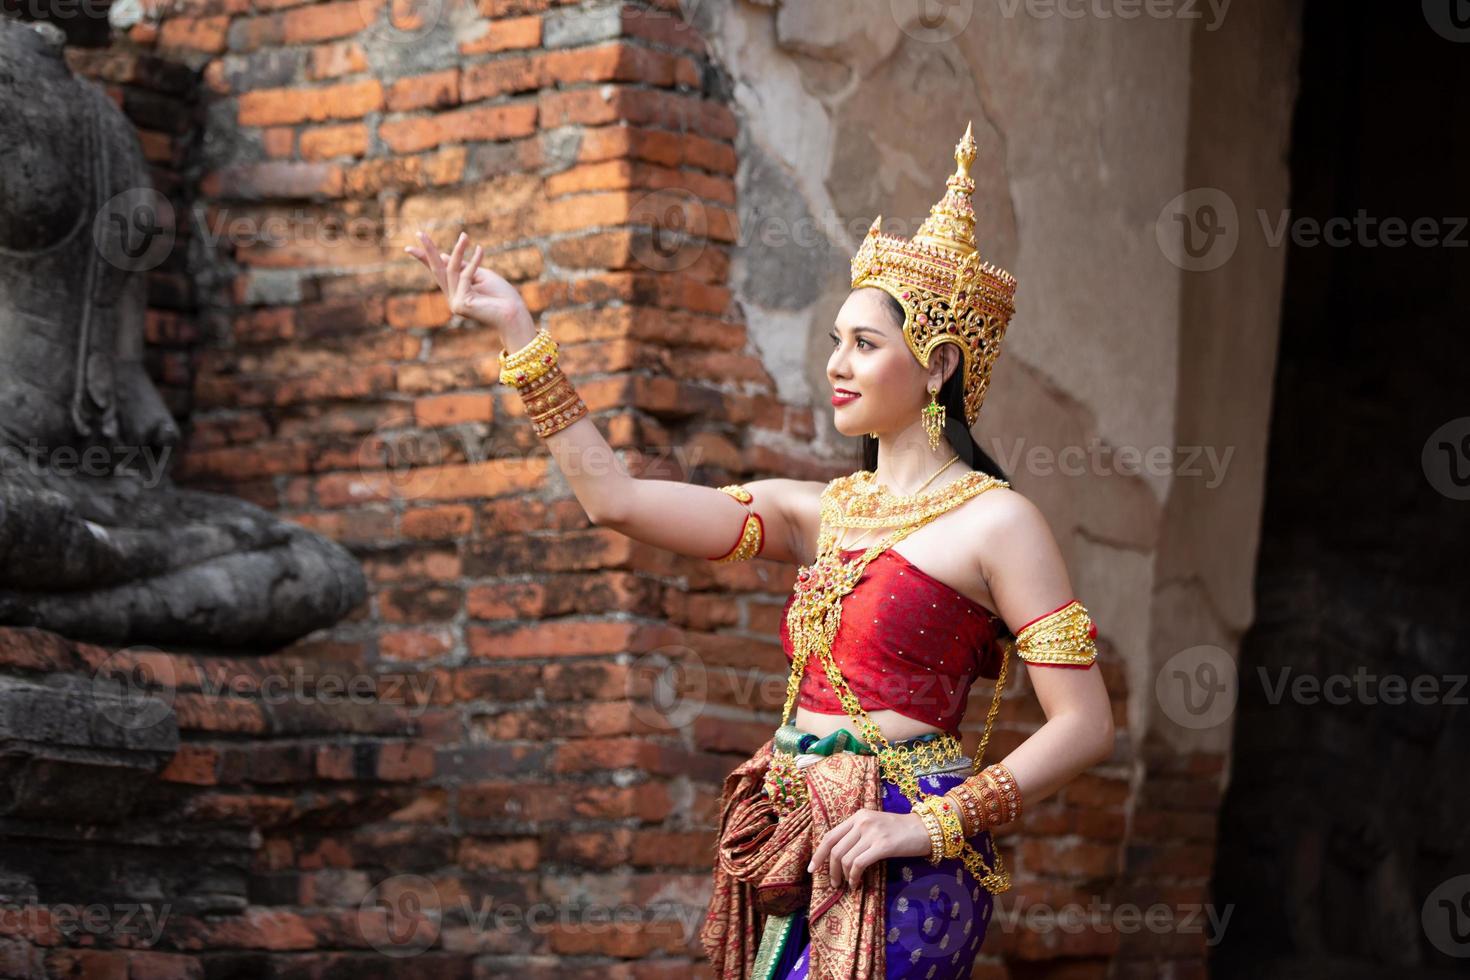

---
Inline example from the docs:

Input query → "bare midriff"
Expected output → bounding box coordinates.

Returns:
[793,704,947,744]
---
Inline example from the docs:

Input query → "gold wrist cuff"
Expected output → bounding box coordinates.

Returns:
[518,362,587,438]
[499,326,558,387]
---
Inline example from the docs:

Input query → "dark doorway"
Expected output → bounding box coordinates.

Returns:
[1209,3,1470,978]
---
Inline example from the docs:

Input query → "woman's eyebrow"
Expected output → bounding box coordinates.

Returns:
[830,325,884,337]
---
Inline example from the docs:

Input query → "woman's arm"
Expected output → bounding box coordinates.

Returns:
[405,230,822,567]
[977,489,1117,803]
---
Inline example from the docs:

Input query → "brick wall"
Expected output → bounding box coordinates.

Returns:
[0,1,1206,976]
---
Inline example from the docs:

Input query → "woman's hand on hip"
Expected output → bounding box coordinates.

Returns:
[404,229,534,345]
[808,808,932,888]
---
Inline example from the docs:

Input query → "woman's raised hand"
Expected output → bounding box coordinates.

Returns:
[403,230,534,344]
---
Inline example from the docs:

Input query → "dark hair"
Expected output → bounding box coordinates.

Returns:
[861,291,1010,482]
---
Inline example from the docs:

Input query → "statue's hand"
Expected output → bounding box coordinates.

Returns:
[404,230,534,345]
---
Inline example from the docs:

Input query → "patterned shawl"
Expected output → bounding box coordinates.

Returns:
[699,737,887,979]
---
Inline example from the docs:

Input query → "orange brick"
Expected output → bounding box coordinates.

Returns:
[262,126,295,157]
[299,122,369,160]
[459,12,541,55]
[460,54,541,102]
[158,15,229,53]
[379,628,454,662]
[282,0,379,44]
[379,101,537,153]
[315,457,547,507]
[402,504,474,539]
[387,69,460,112]
[310,40,369,80]
[466,620,669,660]
[386,292,448,329]
[160,746,220,786]
[414,393,494,427]
[377,742,434,781]
[540,42,678,87]
[239,80,384,127]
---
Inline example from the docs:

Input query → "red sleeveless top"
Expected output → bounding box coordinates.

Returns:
[779,547,1008,736]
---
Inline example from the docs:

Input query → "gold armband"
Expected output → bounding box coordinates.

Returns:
[1012,599,1098,667]
[709,484,764,563]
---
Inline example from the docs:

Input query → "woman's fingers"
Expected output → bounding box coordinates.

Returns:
[417,231,448,292]
[826,825,864,887]
[842,839,883,885]
[809,820,850,877]
[453,245,484,317]
[446,231,468,294]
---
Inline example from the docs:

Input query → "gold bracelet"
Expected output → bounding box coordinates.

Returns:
[1013,599,1099,667]
[932,796,968,859]
[948,762,1021,833]
[983,762,1021,824]
[947,780,985,838]
[498,326,558,387]
[709,484,764,562]
[912,801,945,865]
[518,363,588,438]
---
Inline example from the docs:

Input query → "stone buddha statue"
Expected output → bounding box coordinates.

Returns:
[0,11,365,650]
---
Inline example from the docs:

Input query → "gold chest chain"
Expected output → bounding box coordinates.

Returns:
[768,469,1014,893]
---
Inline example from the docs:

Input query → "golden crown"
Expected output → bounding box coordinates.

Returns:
[849,121,1017,427]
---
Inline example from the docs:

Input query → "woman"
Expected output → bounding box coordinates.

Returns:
[406,122,1115,979]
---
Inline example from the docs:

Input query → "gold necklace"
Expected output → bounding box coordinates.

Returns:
[835,453,959,551]
[827,469,1007,529]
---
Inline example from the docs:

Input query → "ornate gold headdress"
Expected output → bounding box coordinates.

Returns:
[849,121,1017,427]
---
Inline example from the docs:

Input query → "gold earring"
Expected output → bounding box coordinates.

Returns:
[921,385,945,451]
[868,431,878,439]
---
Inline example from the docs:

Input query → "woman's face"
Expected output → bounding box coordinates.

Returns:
[826,288,956,438]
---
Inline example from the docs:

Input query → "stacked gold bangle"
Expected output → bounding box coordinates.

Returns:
[910,762,1023,860]
[496,326,588,438]
[912,801,946,864]
[912,794,968,863]
[942,762,1022,839]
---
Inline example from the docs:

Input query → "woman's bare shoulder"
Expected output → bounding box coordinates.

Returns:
[956,483,1065,571]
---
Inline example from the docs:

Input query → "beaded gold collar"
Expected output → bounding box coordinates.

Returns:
[820,469,1008,531]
